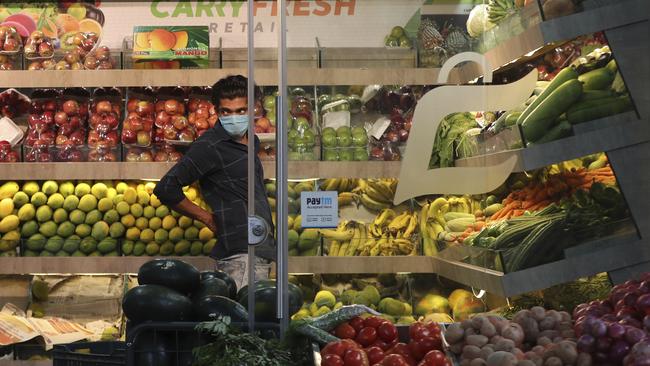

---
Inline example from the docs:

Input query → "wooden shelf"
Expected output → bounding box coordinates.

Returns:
[0,161,401,180]
[455,112,647,172]
[0,256,215,274]
[288,256,435,274]
[0,68,458,88]
[0,361,50,366]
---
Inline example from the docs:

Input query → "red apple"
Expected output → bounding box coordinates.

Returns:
[136,131,151,146]
[178,129,195,142]
[122,129,137,144]
[168,152,182,161]
[54,111,68,126]
[139,151,153,162]
[125,151,140,162]
[163,127,177,140]
[155,101,165,113]
[69,130,85,145]
[128,117,143,131]
[5,151,19,162]
[44,100,57,112]
[172,116,188,131]
[196,108,209,120]
[154,151,168,162]
[155,111,170,127]
[105,113,119,129]
[62,100,79,115]
[69,116,81,130]
[127,99,139,112]
[95,100,112,114]
[136,101,153,116]
[164,99,180,114]
[195,118,209,130]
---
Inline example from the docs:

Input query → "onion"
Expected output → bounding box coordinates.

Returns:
[603,314,618,322]
[638,294,650,314]
[625,327,646,345]
[597,336,613,352]
[625,293,641,307]
[621,319,643,329]
[640,281,650,294]
[609,340,631,362]
[644,315,650,331]
[609,323,627,339]
[592,320,608,337]
[577,334,596,353]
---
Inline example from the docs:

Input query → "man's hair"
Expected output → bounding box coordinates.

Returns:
[211,75,262,105]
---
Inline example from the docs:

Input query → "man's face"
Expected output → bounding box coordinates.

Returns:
[217,97,248,117]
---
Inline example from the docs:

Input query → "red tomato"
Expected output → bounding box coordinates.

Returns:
[322,353,345,366]
[366,346,385,365]
[415,337,443,357]
[322,341,348,358]
[364,316,386,329]
[344,348,370,366]
[377,322,398,342]
[335,323,357,339]
[380,354,411,366]
[409,323,433,341]
[356,327,378,347]
[387,343,417,366]
[408,341,424,361]
[372,339,390,351]
[350,317,365,333]
[419,350,447,366]
[424,322,441,333]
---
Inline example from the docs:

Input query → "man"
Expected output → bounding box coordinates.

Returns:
[154,75,275,290]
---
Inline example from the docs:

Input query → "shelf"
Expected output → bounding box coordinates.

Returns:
[433,229,646,297]
[0,68,459,88]
[455,112,647,172]
[0,256,215,275]
[288,256,435,274]
[0,362,50,366]
[463,0,649,79]
[0,161,401,180]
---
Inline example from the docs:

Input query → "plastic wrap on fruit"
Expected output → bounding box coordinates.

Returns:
[0,26,22,54]
[0,89,30,118]
[187,91,216,137]
[84,46,115,70]
[0,140,19,163]
[123,91,155,147]
[24,31,54,60]
[0,54,17,70]
[61,32,99,58]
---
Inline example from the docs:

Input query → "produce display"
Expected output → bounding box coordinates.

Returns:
[121,88,155,147]
[87,88,120,162]
[187,88,218,137]
[154,88,195,143]
[0,179,215,257]
[384,26,413,48]
[23,31,54,59]
[322,126,369,162]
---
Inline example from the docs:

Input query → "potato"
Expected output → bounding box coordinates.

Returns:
[557,321,573,331]
[467,335,489,348]
[560,330,576,339]
[491,336,504,345]
[559,311,571,322]
[488,315,510,333]
[555,341,578,365]
[512,310,531,325]
[537,337,552,347]
[451,343,464,355]
[546,310,562,324]
[495,339,516,352]
[487,351,517,366]
[470,359,487,366]
[518,316,540,343]
[461,359,471,366]
[502,323,525,345]
[576,352,592,366]
[462,319,474,329]
[538,330,559,340]
[466,328,477,336]
[472,316,487,330]
[481,321,497,338]
[532,346,545,356]
[530,307,546,322]
[480,346,494,360]
[446,323,465,344]
[462,345,482,360]
[539,316,556,331]
[543,356,562,366]
[517,360,536,366]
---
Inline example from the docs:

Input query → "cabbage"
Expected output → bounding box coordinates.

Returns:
[466,4,496,38]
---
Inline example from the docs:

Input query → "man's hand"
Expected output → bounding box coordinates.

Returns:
[168,198,217,235]
[202,212,218,234]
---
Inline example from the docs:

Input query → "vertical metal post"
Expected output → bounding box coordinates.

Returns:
[277,0,290,335]
[246,0,256,333]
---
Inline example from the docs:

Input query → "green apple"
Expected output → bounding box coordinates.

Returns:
[294,117,310,132]
[303,130,316,147]
[293,136,308,149]
[287,117,294,130]
[338,134,353,147]
[399,36,412,48]
[288,129,299,145]
[323,149,339,161]
[322,133,337,148]
[354,148,369,161]
[322,127,336,137]
[268,113,276,126]
[352,133,368,147]
[318,94,332,109]
[339,149,354,161]
[391,26,405,39]
[263,95,276,110]
[385,37,399,47]
[336,126,351,137]
[351,126,366,136]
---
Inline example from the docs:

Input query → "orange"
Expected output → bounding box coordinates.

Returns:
[149,29,176,52]
[55,14,79,34]
[78,19,102,38]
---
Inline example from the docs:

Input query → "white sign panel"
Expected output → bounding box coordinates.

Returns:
[300,191,338,228]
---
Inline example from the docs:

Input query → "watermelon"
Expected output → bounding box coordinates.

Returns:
[138,259,200,295]
[122,284,192,323]
[191,277,230,301]
[237,280,303,322]
[131,330,173,366]
[200,270,237,299]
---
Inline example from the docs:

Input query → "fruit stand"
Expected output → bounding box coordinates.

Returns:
[0,0,648,365]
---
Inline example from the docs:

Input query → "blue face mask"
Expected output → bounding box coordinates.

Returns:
[219,115,249,138]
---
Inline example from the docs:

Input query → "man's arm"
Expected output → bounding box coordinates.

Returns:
[153,141,219,232]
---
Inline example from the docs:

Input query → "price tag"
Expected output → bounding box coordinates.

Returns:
[369,116,391,140]
[322,111,351,129]
[300,191,339,228]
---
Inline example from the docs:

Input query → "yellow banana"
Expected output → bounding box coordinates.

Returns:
[360,194,391,211]
[402,214,418,238]
[322,178,340,192]
[374,208,396,227]
[339,241,350,256]
[329,240,341,256]
[319,227,354,241]
[419,203,430,239]
[345,223,362,256]
[338,192,356,206]
[365,184,391,204]
[367,180,394,202]
[427,198,448,226]
[387,212,410,231]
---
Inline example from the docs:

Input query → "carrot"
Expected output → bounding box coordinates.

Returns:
[513,209,525,217]
[529,200,551,211]
[474,221,486,231]
[590,167,614,174]
[522,200,537,209]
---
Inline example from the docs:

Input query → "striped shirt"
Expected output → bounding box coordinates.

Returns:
[153,123,275,260]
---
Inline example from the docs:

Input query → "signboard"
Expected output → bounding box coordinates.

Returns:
[300,191,338,228]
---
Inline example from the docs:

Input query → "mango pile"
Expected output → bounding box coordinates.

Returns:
[0,180,216,257]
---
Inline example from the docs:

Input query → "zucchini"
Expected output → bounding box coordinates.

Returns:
[580,90,614,101]
[309,305,378,331]
[443,212,475,222]
[517,66,578,126]
[578,67,615,90]
[528,120,572,145]
[521,79,583,142]
[484,203,504,216]
[567,95,632,125]
[505,112,522,126]
[507,218,564,272]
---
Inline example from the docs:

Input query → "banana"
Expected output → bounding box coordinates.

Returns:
[353,179,368,194]
[387,212,410,231]
[360,193,391,211]
[402,213,418,239]
[338,192,356,206]
[329,240,341,256]
[419,203,430,239]
[368,180,395,202]
[374,208,396,227]
[345,223,362,256]
[321,178,340,192]
[365,184,391,204]
[339,241,350,256]
[427,197,448,226]
[319,227,354,241]
[338,178,350,193]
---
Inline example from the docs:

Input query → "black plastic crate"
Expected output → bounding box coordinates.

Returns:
[125,321,281,366]
[13,342,51,361]
[52,341,126,366]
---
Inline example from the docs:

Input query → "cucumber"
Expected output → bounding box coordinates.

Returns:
[506,112,522,126]
[580,90,614,101]
[484,203,504,216]
[443,212,475,222]
[521,79,583,142]
[578,67,615,90]
[529,120,572,145]
[567,95,633,125]
[567,96,620,114]
[517,66,578,126]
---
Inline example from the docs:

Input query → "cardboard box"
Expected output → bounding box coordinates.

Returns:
[132,26,209,60]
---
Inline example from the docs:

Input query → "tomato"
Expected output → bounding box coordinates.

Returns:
[344,348,370,366]
[409,323,433,341]
[377,322,398,343]
[418,350,447,366]
[424,322,441,335]
[322,353,345,366]
[364,316,386,329]
[350,317,366,333]
[322,341,348,358]
[407,341,424,361]
[335,322,357,339]
[372,339,390,351]
[380,354,411,366]
[356,327,378,347]
[386,343,417,366]
[414,337,442,358]
[365,346,385,365]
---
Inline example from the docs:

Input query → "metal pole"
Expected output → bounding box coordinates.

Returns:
[246,0,256,333]
[276,0,290,335]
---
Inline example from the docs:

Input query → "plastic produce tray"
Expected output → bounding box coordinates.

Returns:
[53,341,126,366]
